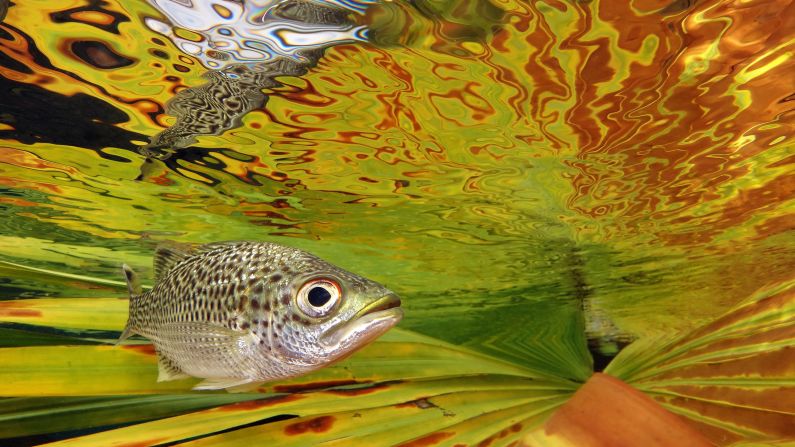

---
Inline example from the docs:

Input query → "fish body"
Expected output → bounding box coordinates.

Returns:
[119,241,402,390]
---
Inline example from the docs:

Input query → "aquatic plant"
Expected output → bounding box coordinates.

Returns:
[1,261,793,445]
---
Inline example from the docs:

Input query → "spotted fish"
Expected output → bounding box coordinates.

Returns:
[118,241,403,390]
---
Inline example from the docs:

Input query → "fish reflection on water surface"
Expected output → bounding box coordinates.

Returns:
[137,0,505,163]
[140,0,375,158]
[118,241,403,390]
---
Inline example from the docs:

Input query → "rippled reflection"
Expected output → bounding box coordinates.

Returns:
[0,0,8,23]
[142,0,375,158]
[145,0,372,69]
[0,0,793,363]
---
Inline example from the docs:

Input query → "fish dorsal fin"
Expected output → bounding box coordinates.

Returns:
[153,242,197,281]
[122,264,142,296]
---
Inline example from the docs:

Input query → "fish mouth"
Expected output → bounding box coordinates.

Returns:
[320,293,403,352]
[357,293,402,318]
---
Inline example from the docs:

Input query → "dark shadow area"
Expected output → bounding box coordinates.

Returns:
[0,76,143,160]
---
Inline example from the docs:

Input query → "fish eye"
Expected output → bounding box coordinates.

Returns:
[297,279,341,318]
[308,286,331,307]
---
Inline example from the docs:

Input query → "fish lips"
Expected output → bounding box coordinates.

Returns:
[320,293,403,353]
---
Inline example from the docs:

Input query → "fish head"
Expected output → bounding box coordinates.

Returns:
[265,252,403,368]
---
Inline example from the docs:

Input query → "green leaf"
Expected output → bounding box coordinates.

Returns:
[0,395,264,439]
[606,279,795,445]
[0,330,573,397]
[39,377,571,447]
[0,298,128,332]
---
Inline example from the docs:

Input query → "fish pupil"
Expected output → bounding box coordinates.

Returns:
[307,286,331,307]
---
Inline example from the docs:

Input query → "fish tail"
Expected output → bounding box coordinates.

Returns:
[117,264,142,345]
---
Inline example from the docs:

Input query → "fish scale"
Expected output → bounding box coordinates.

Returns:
[118,241,403,390]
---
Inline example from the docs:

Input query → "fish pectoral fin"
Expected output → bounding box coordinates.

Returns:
[155,348,190,382]
[157,323,258,388]
[193,377,256,391]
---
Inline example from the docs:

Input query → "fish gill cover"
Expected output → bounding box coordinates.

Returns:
[0,0,794,445]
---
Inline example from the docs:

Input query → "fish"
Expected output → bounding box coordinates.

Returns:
[118,241,403,390]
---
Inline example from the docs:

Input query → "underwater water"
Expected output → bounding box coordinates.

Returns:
[0,0,793,445]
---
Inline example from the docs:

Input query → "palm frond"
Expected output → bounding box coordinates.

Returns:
[605,279,795,445]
